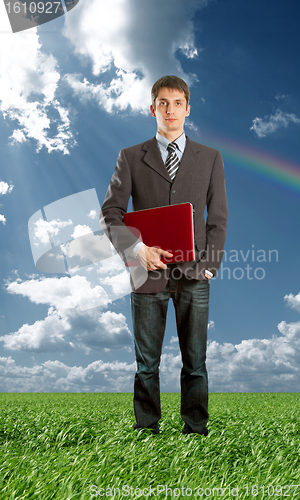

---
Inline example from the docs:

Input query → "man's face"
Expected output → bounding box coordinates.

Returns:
[150,87,190,138]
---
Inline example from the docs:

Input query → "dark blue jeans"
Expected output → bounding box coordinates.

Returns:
[131,267,209,433]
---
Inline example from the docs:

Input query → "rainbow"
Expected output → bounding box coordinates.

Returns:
[202,133,300,196]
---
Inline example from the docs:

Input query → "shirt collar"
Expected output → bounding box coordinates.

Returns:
[156,131,186,154]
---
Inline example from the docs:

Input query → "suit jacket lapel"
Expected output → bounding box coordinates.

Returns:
[142,136,201,184]
[173,136,200,183]
[142,137,172,183]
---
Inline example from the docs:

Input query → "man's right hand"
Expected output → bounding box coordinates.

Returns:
[137,245,173,271]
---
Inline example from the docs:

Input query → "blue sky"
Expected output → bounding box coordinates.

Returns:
[0,0,300,392]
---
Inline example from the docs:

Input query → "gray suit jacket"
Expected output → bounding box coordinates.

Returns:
[100,136,228,293]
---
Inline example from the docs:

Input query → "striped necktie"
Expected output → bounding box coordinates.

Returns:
[166,142,180,180]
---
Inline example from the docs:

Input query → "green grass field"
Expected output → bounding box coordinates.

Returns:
[0,393,299,499]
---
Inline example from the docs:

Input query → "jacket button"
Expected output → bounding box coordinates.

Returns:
[171,189,176,194]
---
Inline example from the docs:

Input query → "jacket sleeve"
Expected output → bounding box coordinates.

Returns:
[204,150,228,276]
[99,149,141,263]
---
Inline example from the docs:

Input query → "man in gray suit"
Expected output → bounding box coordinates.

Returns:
[100,75,228,435]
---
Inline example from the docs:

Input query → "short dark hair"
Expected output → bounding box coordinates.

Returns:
[151,75,190,108]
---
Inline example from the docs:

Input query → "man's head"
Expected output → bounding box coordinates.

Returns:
[151,75,190,109]
[150,76,191,141]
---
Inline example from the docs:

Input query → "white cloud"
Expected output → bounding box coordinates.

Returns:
[34,218,73,245]
[10,129,26,143]
[250,109,300,138]
[78,310,133,352]
[71,224,93,239]
[100,270,131,296]
[0,308,74,353]
[63,0,206,113]
[0,180,14,225]
[2,275,133,353]
[284,292,300,313]
[160,322,300,392]
[160,294,300,392]
[0,306,132,354]
[185,120,199,133]
[275,94,288,101]
[205,323,300,391]
[204,297,300,391]
[5,283,300,391]
[0,0,207,151]
[2,290,300,391]
[0,356,135,392]
[88,210,97,219]
[6,275,110,312]
[0,31,75,153]
[0,2,11,32]
[0,181,14,195]
[63,232,113,269]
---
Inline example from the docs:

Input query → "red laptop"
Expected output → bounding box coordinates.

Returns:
[123,202,195,266]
